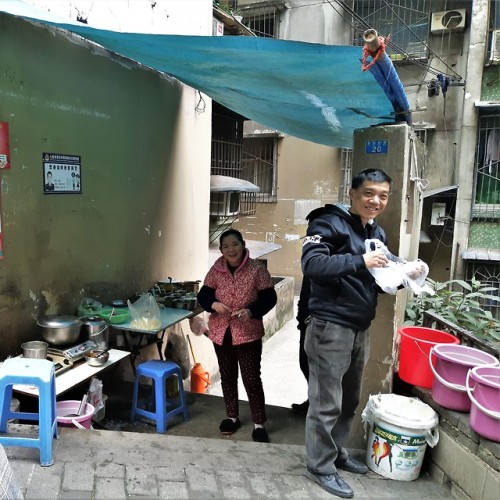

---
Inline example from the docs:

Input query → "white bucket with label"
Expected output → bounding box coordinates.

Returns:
[361,393,439,481]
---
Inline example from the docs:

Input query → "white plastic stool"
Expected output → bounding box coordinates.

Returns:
[0,357,58,466]
[131,360,189,433]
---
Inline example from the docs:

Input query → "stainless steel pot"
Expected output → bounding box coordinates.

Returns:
[21,340,48,359]
[81,316,109,349]
[37,315,82,346]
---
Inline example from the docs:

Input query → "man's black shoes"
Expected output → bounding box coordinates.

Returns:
[305,468,354,498]
[335,456,369,474]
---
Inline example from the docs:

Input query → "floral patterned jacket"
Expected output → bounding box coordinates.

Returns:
[197,250,277,346]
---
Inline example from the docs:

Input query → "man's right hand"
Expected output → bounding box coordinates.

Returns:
[363,250,389,269]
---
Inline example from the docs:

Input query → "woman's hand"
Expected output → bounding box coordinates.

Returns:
[212,301,231,314]
[231,309,252,320]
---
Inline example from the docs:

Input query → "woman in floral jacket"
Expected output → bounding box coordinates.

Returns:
[197,229,277,443]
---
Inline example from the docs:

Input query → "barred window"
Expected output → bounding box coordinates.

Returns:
[353,0,430,63]
[473,113,500,220]
[465,261,500,321]
[241,137,278,202]
[240,5,279,38]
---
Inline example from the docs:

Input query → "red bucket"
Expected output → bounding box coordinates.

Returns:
[398,326,459,388]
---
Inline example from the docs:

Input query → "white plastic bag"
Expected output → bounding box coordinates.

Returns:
[365,239,434,296]
[189,315,209,336]
[88,376,104,412]
[78,297,102,317]
[127,293,161,330]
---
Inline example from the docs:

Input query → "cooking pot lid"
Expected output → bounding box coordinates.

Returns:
[37,315,82,328]
[81,316,107,326]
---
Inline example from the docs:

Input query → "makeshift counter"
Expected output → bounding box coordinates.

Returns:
[111,307,202,373]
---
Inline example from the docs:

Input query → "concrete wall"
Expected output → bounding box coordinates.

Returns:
[236,138,340,289]
[350,123,425,449]
[0,5,212,358]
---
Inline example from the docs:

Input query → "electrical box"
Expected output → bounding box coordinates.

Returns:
[430,9,466,34]
[431,203,446,226]
[212,18,224,36]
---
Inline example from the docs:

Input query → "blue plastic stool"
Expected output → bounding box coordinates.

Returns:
[131,360,189,432]
[0,357,58,467]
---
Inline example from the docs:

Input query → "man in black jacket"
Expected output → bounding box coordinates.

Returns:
[302,168,393,498]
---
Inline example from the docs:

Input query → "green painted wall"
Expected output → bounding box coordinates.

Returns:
[0,14,196,356]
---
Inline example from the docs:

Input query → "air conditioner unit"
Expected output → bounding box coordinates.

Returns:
[430,9,466,34]
[487,29,500,64]
[210,192,240,217]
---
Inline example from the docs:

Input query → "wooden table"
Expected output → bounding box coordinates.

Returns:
[13,349,130,397]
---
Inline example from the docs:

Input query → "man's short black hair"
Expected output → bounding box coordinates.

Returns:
[352,168,393,191]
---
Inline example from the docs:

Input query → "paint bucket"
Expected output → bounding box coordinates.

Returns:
[56,400,95,429]
[466,365,500,443]
[398,326,460,388]
[361,393,439,481]
[429,344,499,411]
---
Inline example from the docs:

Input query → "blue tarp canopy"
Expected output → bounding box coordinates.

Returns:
[1,4,395,148]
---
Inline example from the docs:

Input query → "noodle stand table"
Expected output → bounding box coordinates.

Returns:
[112,307,198,372]
[13,349,130,397]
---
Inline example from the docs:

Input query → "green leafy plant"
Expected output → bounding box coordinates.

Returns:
[214,2,234,15]
[404,278,500,346]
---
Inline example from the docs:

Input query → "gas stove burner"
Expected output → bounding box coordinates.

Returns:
[46,353,74,376]
[45,339,98,376]
[47,339,98,362]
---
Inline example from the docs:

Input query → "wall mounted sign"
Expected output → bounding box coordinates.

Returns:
[42,152,81,194]
[0,122,10,169]
[365,140,388,154]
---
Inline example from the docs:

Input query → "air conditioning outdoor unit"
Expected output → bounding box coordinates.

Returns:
[210,192,240,217]
[487,29,500,64]
[430,9,466,34]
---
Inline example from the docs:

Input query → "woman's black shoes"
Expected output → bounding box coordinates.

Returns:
[252,427,269,443]
[220,419,269,442]
[219,418,241,435]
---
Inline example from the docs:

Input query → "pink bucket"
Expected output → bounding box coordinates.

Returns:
[466,365,500,442]
[429,344,499,411]
[56,400,95,429]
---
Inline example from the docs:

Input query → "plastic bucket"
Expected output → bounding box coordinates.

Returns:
[466,365,500,442]
[430,344,499,411]
[398,326,460,388]
[362,394,439,481]
[56,400,95,429]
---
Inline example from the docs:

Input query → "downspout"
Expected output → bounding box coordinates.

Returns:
[450,0,489,280]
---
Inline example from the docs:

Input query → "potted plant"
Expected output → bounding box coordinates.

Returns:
[404,278,500,353]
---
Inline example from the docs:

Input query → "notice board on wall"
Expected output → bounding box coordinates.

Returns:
[43,152,81,194]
